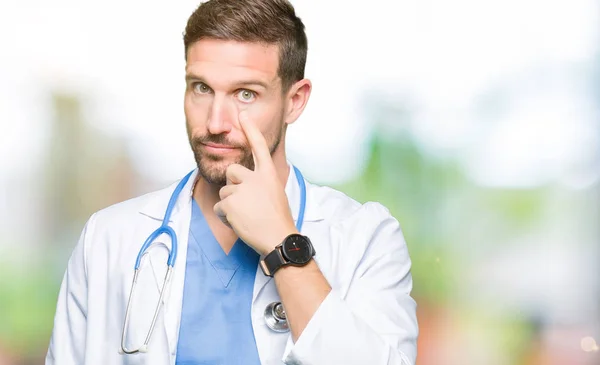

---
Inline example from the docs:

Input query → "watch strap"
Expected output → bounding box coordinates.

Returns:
[260,247,287,277]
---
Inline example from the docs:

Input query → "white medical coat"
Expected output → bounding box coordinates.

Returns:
[46,167,419,365]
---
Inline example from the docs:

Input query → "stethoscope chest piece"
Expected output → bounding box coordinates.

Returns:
[264,301,289,333]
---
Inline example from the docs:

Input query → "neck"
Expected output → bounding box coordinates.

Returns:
[193,153,290,216]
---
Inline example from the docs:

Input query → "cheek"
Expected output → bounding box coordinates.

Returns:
[260,115,285,146]
[184,93,210,123]
[247,99,284,130]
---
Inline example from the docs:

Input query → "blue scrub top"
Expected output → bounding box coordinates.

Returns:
[175,200,261,364]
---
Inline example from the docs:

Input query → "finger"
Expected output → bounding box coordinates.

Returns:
[219,184,237,200]
[214,200,225,219]
[238,111,274,172]
[213,200,232,228]
[226,163,251,185]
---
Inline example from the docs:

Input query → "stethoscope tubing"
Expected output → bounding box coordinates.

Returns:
[121,166,306,353]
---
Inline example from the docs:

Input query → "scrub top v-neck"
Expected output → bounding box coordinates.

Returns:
[175,199,261,365]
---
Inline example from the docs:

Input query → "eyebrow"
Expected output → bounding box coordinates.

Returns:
[185,73,269,90]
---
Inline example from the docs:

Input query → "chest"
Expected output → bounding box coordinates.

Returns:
[175,218,261,364]
[86,212,359,365]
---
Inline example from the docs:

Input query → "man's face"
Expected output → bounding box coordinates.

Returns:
[184,39,286,186]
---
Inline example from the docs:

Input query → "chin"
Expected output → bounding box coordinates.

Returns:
[197,156,252,186]
[197,159,227,185]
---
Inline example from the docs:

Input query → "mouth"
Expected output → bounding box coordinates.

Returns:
[200,142,240,154]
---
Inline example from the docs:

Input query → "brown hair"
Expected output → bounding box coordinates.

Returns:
[183,0,308,91]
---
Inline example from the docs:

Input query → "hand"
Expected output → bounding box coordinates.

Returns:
[213,111,298,256]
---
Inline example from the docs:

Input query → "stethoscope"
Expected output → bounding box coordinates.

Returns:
[120,166,306,354]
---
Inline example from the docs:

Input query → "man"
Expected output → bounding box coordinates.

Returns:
[46,0,419,364]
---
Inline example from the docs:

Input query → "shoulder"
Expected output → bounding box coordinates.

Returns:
[306,180,396,227]
[88,181,176,229]
[304,180,409,267]
[303,181,412,295]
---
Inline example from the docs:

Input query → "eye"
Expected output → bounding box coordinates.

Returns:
[236,89,256,102]
[193,82,212,94]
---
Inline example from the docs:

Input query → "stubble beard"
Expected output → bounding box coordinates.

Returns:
[187,122,283,187]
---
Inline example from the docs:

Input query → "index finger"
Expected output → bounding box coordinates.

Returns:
[238,111,274,172]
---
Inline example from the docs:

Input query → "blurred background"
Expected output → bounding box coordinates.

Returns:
[1,0,599,364]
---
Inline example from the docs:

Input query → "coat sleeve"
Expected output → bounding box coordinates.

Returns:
[281,202,419,365]
[46,213,96,365]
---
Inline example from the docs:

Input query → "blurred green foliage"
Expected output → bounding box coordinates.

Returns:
[0,258,59,361]
[335,130,464,303]
[333,127,542,364]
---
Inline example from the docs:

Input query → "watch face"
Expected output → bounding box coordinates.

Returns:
[282,234,313,264]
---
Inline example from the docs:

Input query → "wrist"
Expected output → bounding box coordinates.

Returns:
[261,224,299,256]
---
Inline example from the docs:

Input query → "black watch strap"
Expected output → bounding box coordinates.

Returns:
[260,247,287,277]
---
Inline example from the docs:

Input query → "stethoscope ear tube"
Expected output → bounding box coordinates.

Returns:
[264,301,289,332]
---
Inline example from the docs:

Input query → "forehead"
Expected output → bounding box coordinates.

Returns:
[186,39,280,86]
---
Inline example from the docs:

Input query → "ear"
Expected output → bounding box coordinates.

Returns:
[283,79,312,126]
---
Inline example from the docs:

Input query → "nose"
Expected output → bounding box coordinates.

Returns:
[207,95,236,135]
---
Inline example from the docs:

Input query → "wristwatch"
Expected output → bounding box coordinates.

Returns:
[260,233,315,277]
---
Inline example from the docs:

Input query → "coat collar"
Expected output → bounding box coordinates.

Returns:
[138,162,324,224]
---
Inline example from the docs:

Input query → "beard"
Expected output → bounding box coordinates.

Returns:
[187,122,283,186]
